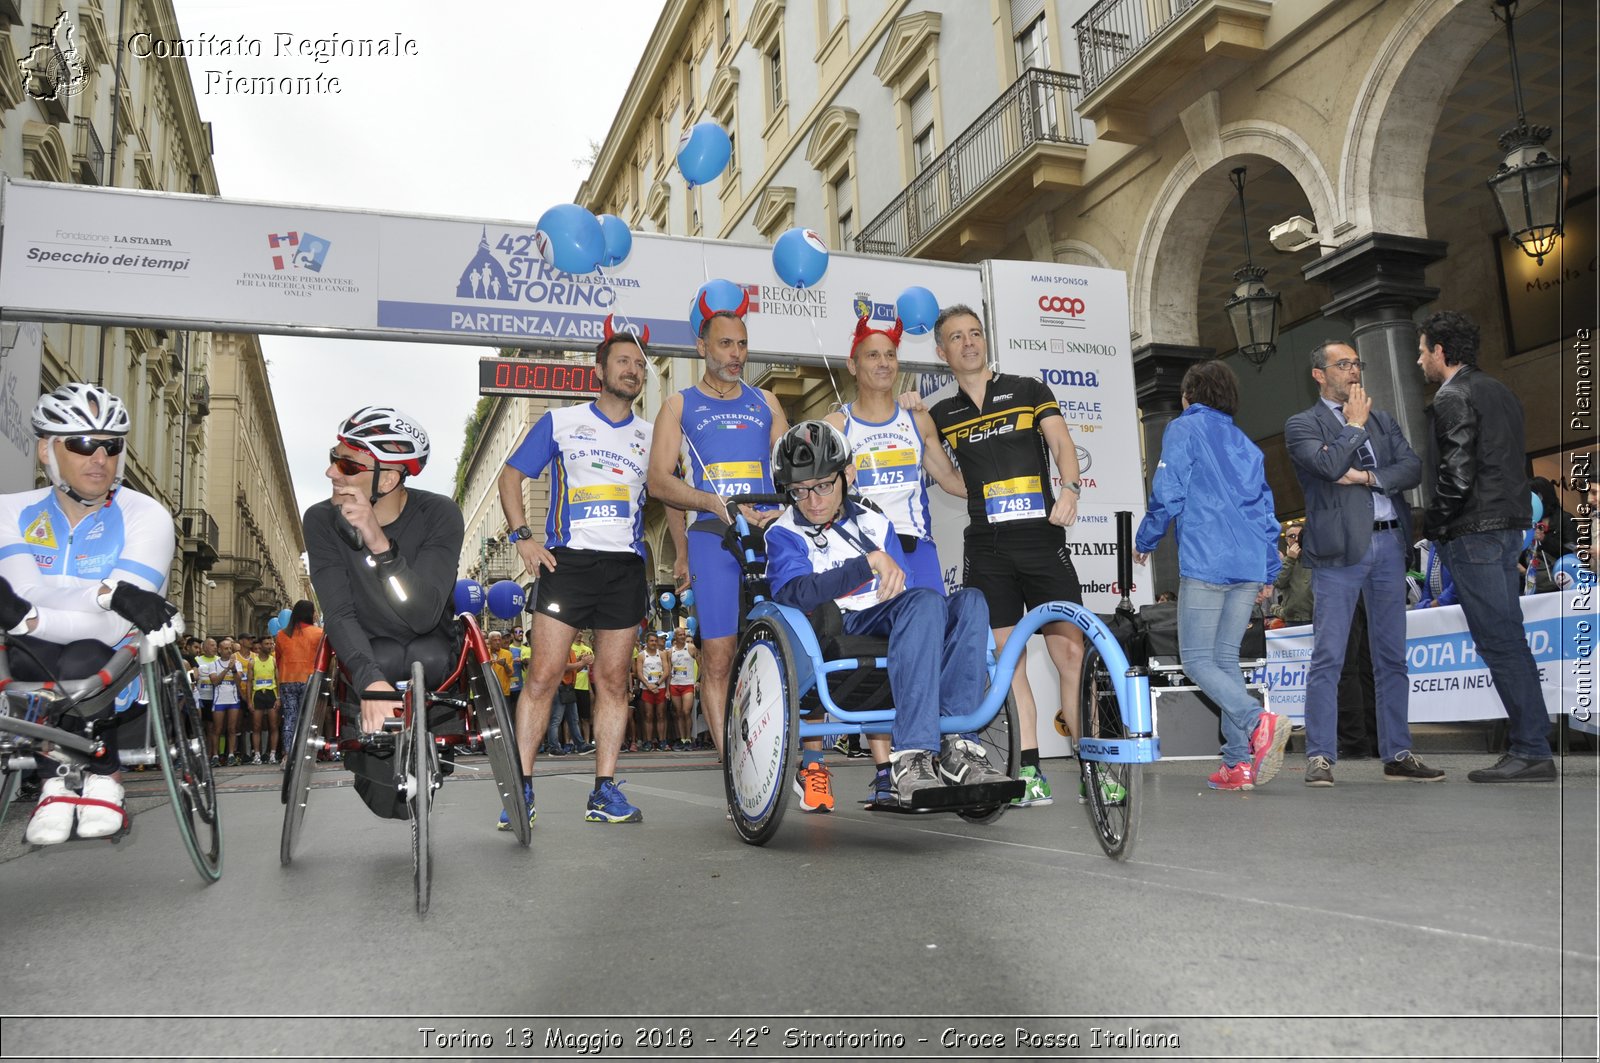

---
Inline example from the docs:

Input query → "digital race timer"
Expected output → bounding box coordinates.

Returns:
[477,358,601,399]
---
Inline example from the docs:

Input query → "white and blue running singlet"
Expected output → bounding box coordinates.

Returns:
[678,383,776,520]
[0,486,172,647]
[841,403,931,541]
[505,403,652,557]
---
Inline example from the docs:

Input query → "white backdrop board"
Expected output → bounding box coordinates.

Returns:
[0,179,981,366]
[920,261,1148,758]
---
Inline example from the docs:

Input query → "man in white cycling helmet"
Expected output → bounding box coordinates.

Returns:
[302,406,465,819]
[0,383,182,845]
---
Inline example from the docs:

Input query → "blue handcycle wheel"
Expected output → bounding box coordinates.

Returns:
[723,619,799,846]
[1078,645,1142,860]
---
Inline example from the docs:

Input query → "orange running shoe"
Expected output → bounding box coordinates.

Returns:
[793,760,835,813]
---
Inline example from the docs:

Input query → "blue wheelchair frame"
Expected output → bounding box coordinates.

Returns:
[722,499,1158,856]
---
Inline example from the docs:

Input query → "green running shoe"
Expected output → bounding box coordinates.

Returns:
[1079,774,1127,806]
[1012,765,1054,807]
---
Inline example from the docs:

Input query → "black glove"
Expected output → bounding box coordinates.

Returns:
[0,576,32,632]
[106,582,183,645]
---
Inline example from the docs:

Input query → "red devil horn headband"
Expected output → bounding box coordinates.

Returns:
[603,314,650,346]
[851,314,904,353]
[697,287,751,322]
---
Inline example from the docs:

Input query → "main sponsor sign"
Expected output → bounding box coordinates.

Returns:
[0,179,981,367]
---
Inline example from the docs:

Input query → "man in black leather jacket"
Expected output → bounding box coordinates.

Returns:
[1418,311,1554,783]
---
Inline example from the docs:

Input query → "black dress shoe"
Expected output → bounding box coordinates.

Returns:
[1467,754,1557,783]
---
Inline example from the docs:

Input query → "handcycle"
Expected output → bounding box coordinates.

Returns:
[0,633,222,880]
[721,500,1159,860]
[278,612,528,916]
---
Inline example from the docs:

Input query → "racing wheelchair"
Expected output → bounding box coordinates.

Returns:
[279,612,528,915]
[721,502,1159,860]
[0,633,222,881]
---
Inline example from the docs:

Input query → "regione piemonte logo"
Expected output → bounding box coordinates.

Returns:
[18,12,87,103]
[267,231,330,272]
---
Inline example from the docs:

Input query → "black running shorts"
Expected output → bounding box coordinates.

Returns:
[532,548,648,631]
[963,521,1082,628]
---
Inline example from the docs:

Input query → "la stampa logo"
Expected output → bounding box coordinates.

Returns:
[267,231,330,272]
[19,11,87,102]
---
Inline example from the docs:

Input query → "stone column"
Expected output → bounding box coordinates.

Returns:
[1302,233,1448,452]
[1133,342,1213,597]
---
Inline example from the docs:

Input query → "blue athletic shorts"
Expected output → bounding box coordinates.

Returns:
[687,527,743,641]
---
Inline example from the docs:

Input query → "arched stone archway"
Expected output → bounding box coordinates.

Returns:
[1130,122,1336,346]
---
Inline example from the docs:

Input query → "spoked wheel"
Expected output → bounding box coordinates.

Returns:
[405,661,434,916]
[723,619,799,846]
[955,691,1020,825]
[1078,645,1142,860]
[279,667,327,866]
[150,645,222,881]
[474,663,530,847]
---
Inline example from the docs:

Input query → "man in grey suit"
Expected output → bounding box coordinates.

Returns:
[1285,340,1445,786]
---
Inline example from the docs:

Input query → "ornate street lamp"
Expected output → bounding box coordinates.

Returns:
[1223,166,1281,368]
[1486,0,1569,266]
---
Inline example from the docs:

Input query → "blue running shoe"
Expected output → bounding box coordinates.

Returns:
[584,779,643,823]
[497,780,536,831]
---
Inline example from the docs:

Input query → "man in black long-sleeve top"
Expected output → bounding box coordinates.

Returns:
[303,406,465,816]
[1417,311,1554,783]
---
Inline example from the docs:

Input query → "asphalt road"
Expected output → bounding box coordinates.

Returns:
[1,750,1595,1061]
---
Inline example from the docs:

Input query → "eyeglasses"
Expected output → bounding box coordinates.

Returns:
[328,448,377,476]
[1324,358,1366,372]
[59,436,126,457]
[787,478,839,501]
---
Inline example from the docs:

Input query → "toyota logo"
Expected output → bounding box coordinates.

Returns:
[1075,445,1092,472]
[1038,296,1086,315]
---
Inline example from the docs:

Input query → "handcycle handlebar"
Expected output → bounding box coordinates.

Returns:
[724,492,790,511]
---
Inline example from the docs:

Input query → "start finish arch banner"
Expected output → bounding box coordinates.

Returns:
[0,178,980,365]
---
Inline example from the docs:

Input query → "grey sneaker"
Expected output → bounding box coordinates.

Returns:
[1305,755,1335,787]
[937,737,1011,786]
[890,749,942,803]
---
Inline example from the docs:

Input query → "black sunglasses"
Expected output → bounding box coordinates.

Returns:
[60,436,126,457]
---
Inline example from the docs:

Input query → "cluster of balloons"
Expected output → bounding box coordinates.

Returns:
[655,590,697,634]
[533,205,634,277]
[453,579,526,620]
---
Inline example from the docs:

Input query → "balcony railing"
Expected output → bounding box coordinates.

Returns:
[178,508,219,552]
[189,373,210,418]
[72,115,104,184]
[855,67,1086,259]
[1075,0,1200,95]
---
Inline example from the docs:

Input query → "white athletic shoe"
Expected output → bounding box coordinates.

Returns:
[75,775,127,839]
[25,778,77,845]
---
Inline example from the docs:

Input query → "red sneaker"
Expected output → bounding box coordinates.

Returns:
[1207,762,1255,791]
[1250,711,1292,786]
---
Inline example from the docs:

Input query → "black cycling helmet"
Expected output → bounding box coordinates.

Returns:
[772,420,852,491]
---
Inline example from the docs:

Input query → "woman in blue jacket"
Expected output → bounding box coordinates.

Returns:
[1134,360,1290,791]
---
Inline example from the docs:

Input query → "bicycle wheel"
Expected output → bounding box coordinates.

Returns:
[150,645,223,881]
[279,667,326,866]
[474,662,530,847]
[955,691,1020,824]
[1078,644,1142,860]
[406,661,433,916]
[723,618,799,846]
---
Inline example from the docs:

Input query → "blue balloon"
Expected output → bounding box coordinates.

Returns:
[277,608,292,629]
[1524,491,1546,551]
[267,617,282,637]
[686,616,698,633]
[534,203,605,275]
[487,580,525,620]
[772,227,830,289]
[659,591,677,611]
[676,121,732,187]
[598,213,633,268]
[680,588,695,608]
[453,578,485,615]
[896,286,940,336]
[1551,554,1595,591]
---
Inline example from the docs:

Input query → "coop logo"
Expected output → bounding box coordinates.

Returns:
[1037,295,1086,316]
[852,292,896,321]
[267,231,330,273]
[1039,368,1100,388]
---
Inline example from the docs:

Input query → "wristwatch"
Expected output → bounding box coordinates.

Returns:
[509,525,534,543]
[1064,481,1083,496]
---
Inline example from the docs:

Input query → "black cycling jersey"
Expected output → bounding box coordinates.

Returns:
[929,373,1063,529]
[303,488,464,693]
